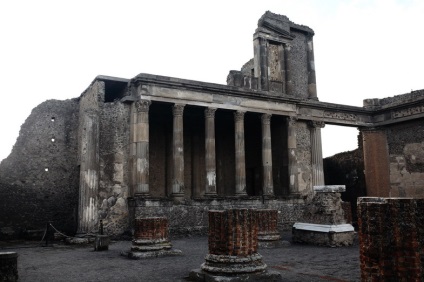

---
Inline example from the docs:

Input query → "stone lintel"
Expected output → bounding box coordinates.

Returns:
[293,222,354,233]
[313,185,345,193]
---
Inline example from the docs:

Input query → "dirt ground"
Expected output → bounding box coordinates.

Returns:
[1,232,360,282]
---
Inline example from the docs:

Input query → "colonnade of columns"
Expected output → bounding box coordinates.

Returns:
[130,100,325,199]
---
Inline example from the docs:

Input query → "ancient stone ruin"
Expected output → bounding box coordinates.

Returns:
[0,10,423,246]
[292,185,354,246]
[189,209,282,281]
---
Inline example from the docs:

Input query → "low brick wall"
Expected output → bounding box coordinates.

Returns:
[358,197,424,280]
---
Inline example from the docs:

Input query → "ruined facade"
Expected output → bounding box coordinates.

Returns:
[1,11,423,239]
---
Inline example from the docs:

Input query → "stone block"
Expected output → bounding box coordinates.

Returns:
[0,252,18,282]
[94,235,110,251]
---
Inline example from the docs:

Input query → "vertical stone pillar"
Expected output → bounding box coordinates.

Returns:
[204,108,217,196]
[78,110,99,234]
[172,104,185,200]
[132,100,151,196]
[261,114,273,196]
[309,121,325,187]
[287,117,299,195]
[234,111,247,196]
[358,197,424,280]
[254,37,269,91]
[284,44,294,95]
[280,45,286,93]
[307,36,317,100]
[361,128,390,197]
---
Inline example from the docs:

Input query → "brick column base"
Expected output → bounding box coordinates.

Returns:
[358,197,424,280]
[121,217,182,259]
[189,209,282,281]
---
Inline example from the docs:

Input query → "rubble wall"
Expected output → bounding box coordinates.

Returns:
[132,198,306,236]
[386,119,424,197]
[0,99,79,238]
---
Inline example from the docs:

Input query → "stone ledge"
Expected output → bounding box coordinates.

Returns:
[313,185,346,193]
[189,268,282,282]
[293,222,354,233]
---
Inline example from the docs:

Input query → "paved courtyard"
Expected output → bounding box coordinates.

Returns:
[2,232,360,282]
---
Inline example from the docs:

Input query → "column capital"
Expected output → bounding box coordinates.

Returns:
[173,104,185,117]
[234,111,245,122]
[308,120,325,128]
[135,100,151,112]
[261,113,271,125]
[205,108,217,119]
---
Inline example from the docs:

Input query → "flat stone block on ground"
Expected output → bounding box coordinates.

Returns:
[292,223,355,247]
[121,248,182,259]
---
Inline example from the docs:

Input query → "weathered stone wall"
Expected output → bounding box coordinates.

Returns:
[0,99,79,238]
[290,31,309,99]
[132,198,305,236]
[386,119,424,197]
[98,101,131,236]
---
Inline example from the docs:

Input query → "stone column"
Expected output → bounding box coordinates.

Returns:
[78,110,99,234]
[204,108,217,196]
[361,128,390,197]
[172,104,185,200]
[280,44,286,94]
[284,44,294,95]
[133,100,151,196]
[254,37,269,91]
[309,121,325,187]
[261,114,273,196]
[307,36,318,100]
[234,111,247,196]
[287,117,299,195]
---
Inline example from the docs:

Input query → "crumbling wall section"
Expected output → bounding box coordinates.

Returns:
[0,99,79,238]
[296,121,312,194]
[386,119,424,197]
[98,101,131,236]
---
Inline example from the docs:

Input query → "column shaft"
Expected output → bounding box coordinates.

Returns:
[234,111,247,195]
[261,114,273,196]
[284,44,294,95]
[133,100,151,195]
[307,37,318,100]
[78,110,99,234]
[361,129,390,197]
[205,108,217,196]
[172,104,185,199]
[309,121,325,187]
[287,117,299,195]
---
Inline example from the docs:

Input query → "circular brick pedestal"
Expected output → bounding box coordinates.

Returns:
[190,209,282,281]
[257,209,281,241]
[122,217,181,259]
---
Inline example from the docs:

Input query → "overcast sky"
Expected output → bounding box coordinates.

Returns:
[1,0,423,162]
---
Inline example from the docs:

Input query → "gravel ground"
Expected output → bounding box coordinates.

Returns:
[1,232,360,282]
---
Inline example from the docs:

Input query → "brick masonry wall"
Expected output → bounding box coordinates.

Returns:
[134,217,168,241]
[208,209,258,256]
[358,197,424,280]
